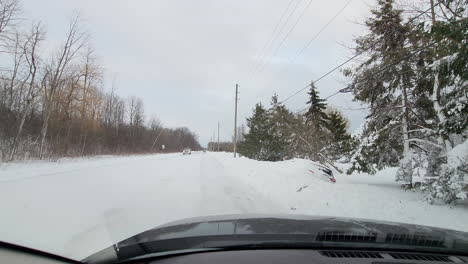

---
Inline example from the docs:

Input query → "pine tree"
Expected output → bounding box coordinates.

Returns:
[344,0,413,178]
[238,103,274,160]
[326,110,348,141]
[325,110,355,160]
[305,82,328,130]
[267,95,296,160]
[420,3,468,202]
[347,118,402,175]
[346,0,467,202]
[302,82,331,161]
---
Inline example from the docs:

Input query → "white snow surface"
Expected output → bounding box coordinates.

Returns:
[448,139,468,169]
[1,152,468,260]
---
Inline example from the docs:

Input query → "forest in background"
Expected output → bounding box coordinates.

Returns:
[0,0,201,161]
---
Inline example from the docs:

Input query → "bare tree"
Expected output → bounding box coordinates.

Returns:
[8,22,44,161]
[78,46,102,154]
[3,32,25,112]
[39,14,88,158]
[0,0,20,45]
[149,116,163,151]
[127,96,136,128]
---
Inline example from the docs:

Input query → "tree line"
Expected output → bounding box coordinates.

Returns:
[239,0,466,204]
[0,0,201,161]
[238,91,355,168]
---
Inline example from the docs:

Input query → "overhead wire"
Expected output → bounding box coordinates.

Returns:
[249,0,303,79]
[293,0,353,62]
[255,0,315,75]
[266,1,442,169]
[279,53,359,104]
[246,0,296,77]
[293,40,439,115]
[277,3,441,106]
[253,0,353,108]
[324,40,438,100]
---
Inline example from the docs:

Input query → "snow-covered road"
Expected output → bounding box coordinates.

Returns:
[1,152,467,260]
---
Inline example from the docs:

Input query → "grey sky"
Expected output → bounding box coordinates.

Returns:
[21,0,372,146]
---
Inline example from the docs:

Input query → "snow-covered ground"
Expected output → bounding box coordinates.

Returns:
[1,152,467,260]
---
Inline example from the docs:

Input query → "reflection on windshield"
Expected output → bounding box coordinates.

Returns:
[83,216,468,263]
[117,216,458,249]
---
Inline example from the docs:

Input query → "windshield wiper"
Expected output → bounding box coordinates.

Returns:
[117,242,324,263]
[116,240,468,264]
[117,248,225,263]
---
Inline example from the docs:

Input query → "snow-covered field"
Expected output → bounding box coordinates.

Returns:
[1,152,467,260]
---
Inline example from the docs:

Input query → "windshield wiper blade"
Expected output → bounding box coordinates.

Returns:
[117,248,225,263]
[117,242,325,263]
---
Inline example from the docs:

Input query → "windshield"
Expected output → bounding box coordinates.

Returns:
[0,0,467,262]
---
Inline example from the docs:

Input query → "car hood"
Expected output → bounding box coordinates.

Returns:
[84,214,468,263]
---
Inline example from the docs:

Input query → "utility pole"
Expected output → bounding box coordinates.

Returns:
[212,131,215,151]
[430,0,436,24]
[217,122,220,152]
[233,84,239,157]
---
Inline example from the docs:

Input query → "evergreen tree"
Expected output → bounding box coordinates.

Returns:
[238,103,274,160]
[302,82,331,161]
[420,3,468,202]
[347,117,402,175]
[344,0,413,179]
[267,95,296,160]
[325,110,355,160]
[305,82,328,130]
[346,0,467,202]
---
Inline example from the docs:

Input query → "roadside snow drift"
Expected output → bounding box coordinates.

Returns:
[1,152,467,260]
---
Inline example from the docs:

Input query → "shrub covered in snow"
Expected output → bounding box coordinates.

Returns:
[424,140,468,204]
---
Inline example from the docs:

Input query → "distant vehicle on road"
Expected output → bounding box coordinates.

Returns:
[183,148,191,155]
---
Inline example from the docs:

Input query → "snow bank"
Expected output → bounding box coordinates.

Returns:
[216,154,467,232]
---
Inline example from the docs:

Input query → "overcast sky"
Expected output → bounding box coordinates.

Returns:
[21,0,373,146]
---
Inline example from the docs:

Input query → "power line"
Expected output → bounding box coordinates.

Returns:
[253,0,353,106]
[246,0,296,77]
[293,40,439,115]
[278,3,440,105]
[251,0,302,76]
[333,106,369,111]
[324,40,438,101]
[257,0,352,101]
[280,53,359,104]
[293,88,345,115]
[294,0,352,61]
[249,0,303,79]
[255,0,315,75]
[294,92,342,114]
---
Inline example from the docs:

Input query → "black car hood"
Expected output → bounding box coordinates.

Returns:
[84,214,468,263]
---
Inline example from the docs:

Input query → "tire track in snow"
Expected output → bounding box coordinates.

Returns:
[199,154,285,214]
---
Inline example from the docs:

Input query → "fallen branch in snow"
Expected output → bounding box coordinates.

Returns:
[279,112,343,173]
